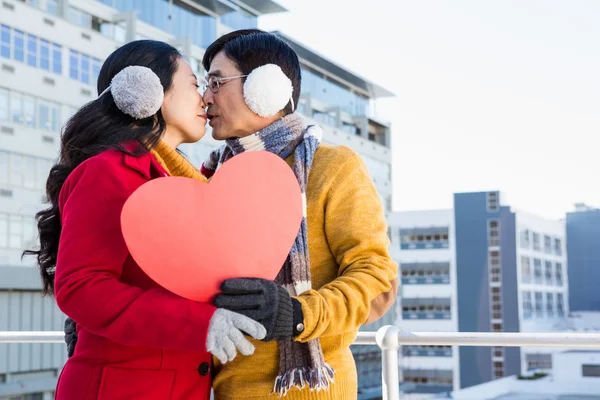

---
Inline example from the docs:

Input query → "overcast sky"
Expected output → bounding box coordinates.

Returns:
[260,0,600,219]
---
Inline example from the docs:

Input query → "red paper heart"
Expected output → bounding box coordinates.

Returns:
[120,151,302,302]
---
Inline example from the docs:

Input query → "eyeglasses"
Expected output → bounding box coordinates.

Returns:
[204,75,248,93]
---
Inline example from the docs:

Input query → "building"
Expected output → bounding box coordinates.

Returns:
[389,191,569,397]
[566,203,600,312]
[436,350,600,400]
[0,0,395,398]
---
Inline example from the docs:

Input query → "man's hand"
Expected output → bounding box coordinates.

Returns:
[214,278,304,342]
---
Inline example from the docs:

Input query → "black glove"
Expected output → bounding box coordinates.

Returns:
[214,278,305,342]
[64,317,78,357]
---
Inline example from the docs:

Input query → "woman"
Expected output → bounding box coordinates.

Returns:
[24,40,265,400]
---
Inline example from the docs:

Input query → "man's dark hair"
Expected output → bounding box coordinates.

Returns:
[203,29,301,116]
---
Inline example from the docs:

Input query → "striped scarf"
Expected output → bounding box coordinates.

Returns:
[201,113,335,396]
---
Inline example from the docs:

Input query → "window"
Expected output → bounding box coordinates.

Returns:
[534,259,543,284]
[0,88,8,121]
[488,219,500,246]
[39,39,50,70]
[36,159,50,190]
[9,153,24,186]
[545,261,553,285]
[46,0,58,14]
[521,256,531,283]
[26,34,37,67]
[582,364,600,377]
[520,229,530,248]
[69,7,92,28]
[92,58,102,84]
[546,293,554,317]
[11,91,22,123]
[492,323,502,332]
[554,238,562,256]
[23,156,36,189]
[52,43,62,74]
[493,361,504,378]
[69,50,79,80]
[0,151,7,185]
[9,214,22,249]
[487,191,499,211]
[400,227,449,249]
[557,293,565,317]
[544,235,552,253]
[1,25,10,59]
[535,292,544,318]
[38,100,49,130]
[0,214,7,248]
[23,95,35,127]
[532,232,541,251]
[80,54,90,84]
[14,29,25,62]
[51,103,61,132]
[489,250,501,283]
[556,263,563,286]
[526,353,552,371]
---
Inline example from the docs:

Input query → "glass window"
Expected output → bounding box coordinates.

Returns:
[545,261,553,285]
[522,291,533,319]
[52,43,62,74]
[80,54,90,84]
[9,153,24,186]
[0,213,7,248]
[69,50,79,80]
[46,0,58,15]
[556,263,563,286]
[557,293,565,316]
[9,214,22,249]
[534,292,543,317]
[0,25,10,59]
[14,30,25,62]
[0,87,8,121]
[534,259,543,284]
[26,34,37,67]
[23,95,36,127]
[51,103,61,132]
[23,217,35,249]
[532,232,541,251]
[0,151,8,185]
[546,293,554,317]
[520,229,530,248]
[39,39,50,70]
[36,159,51,190]
[92,58,102,85]
[11,91,23,123]
[544,235,552,253]
[0,211,9,251]
[38,100,50,130]
[554,238,562,256]
[23,155,36,189]
[521,256,531,283]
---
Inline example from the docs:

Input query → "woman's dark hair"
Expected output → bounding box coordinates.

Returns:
[202,29,301,116]
[24,40,182,296]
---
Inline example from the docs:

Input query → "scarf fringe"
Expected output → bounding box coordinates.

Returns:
[273,364,335,397]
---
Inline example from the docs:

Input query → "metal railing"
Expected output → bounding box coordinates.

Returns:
[3,326,600,400]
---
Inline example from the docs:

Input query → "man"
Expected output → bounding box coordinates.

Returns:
[199,29,398,399]
[65,30,398,399]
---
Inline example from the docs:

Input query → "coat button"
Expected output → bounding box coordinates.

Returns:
[198,362,210,376]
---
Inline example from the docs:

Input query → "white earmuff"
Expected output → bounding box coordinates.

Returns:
[243,64,294,117]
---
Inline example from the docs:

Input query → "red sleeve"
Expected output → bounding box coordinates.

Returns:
[54,155,215,352]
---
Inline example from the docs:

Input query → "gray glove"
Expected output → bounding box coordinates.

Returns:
[206,309,266,364]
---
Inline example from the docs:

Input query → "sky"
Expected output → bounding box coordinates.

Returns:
[259,0,600,219]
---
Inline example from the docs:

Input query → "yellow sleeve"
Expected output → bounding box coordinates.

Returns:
[294,149,398,342]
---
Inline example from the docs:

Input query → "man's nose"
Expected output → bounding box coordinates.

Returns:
[203,89,214,107]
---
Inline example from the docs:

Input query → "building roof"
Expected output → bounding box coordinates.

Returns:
[272,31,395,99]
[190,0,287,15]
